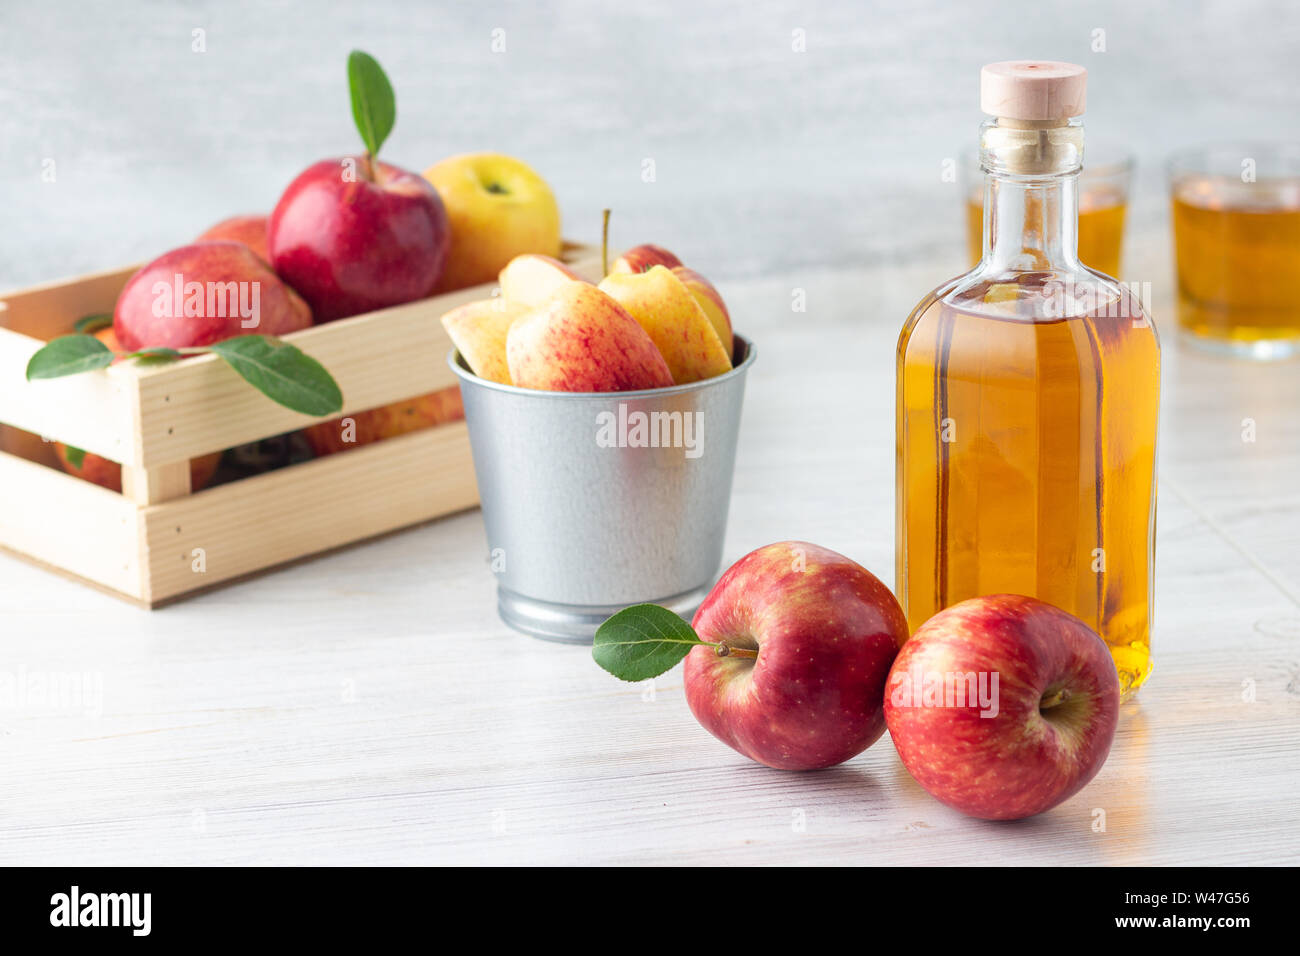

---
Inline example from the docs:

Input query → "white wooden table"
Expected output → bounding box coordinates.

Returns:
[2,243,1297,866]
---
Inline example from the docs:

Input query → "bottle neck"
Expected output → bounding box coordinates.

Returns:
[983,173,1080,271]
[979,118,1084,272]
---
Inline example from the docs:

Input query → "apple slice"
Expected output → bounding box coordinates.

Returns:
[597,266,732,384]
[441,298,530,385]
[610,244,683,275]
[672,266,733,356]
[498,254,585,308]
[506,283,673,392]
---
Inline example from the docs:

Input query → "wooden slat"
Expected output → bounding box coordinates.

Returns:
[0,325,139,464]
[0,265,138,461]
[138,423,479,603]
[0,449,143,598]
[121,461,192,505]
[129,299,459,467]
[128,246,603,466]
[0,263,138,340]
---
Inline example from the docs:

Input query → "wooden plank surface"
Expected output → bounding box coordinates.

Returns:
[0,243,1296,865]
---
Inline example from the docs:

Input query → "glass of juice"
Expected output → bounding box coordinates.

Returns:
[964,148,1133,277]
[1169,143,1300,359]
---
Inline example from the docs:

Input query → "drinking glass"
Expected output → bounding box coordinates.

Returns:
[1169,143,1300,359]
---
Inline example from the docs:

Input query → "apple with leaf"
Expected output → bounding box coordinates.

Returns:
[593,544,1122,820]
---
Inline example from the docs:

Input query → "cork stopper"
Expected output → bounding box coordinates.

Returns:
[980,61,1086,123]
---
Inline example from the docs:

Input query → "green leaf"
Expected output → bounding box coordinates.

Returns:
[206,335,344,417]
[63,444,87,469]
[347,50,396,159]
[593,604,707,682]
[74,313,114,334]
[25,335,114,380]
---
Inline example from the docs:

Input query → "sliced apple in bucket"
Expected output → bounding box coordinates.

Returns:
[672,266,733,356]
[498,254,586,307]
[441,298,530,385]
[598,265,731,384]
[506,283,673,392]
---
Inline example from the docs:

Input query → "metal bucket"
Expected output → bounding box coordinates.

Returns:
[450,335,756,642]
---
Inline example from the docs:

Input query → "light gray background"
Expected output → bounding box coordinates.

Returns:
[3,0,1299,289]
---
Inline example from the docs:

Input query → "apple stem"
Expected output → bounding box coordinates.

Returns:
[714,642,758,660]
[1040,687,1072,711]
[601,208,611,277]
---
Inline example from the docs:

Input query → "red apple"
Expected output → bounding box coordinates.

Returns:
[0,424,59,469]
[114,241,312,351]
[302,386,464,457]
[610,243,683,275]
[883,594,1120,821]
[684,541,909,770]
[197,214,270,263]
[268,157,450,322]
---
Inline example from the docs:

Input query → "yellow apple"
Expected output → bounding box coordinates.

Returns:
[597,266,732,383]
[441,297,530,385]
[506,284,673,392]
[424,153,562,292]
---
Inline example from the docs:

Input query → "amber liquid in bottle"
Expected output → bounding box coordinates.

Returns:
[898,120,1159,696]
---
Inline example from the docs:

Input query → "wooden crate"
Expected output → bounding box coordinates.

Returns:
[0,243,601,606]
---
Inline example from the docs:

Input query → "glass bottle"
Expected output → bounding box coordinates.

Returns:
[896,62,1160,695]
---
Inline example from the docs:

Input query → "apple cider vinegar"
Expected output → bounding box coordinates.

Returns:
[1170,147,1300,357]
[897,62,1160,695]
